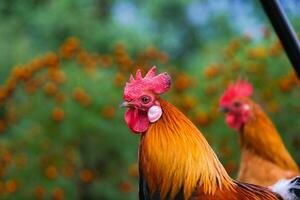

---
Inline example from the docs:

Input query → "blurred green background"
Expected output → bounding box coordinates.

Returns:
[0,0,300,199]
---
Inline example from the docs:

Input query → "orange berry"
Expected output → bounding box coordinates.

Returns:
[48,69,65,84]
[45,166,58,179]
[79,169,94,183]
[12,66,29,80]
[44,53,59,68]
[5,77,18,96]
[3,151,12,163]
[204,65,219,80]
[52,187,64,200]
[72,87,91,107]
[52,107,64,122]
[119,181,133,193]
[60,37,80,59]
[73,87,85,100]
[279,77,292,93]
[174,73,192,92]
[30,58,44,71]
[44,82,57,96]
[5,180,17,193]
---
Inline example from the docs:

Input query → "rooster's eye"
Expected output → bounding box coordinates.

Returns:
[233,102,241,107]
[141,96,151,104]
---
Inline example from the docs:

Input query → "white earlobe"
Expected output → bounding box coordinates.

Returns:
[243,104,250,111]
[148,105,162,123]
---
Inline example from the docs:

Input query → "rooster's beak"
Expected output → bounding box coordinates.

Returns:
[119,101,131,108]
[218,106,229,113]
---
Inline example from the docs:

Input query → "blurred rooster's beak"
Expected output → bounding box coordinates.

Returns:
[218,106,229,113]
[119,101,131,108]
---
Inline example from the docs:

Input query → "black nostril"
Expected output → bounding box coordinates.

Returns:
[218,107,229,113]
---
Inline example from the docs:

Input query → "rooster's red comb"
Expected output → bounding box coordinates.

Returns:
[123,66,171,100]
[219,79,253,106]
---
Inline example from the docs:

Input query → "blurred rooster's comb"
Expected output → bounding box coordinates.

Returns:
[220,79,253,106]
[124,66,171,99]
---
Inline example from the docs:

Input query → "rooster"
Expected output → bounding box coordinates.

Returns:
[219,80,299,186]
[121,66,300,200]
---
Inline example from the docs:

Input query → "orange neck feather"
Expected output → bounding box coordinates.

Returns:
[241,100,298,171]
[139,99,233,200]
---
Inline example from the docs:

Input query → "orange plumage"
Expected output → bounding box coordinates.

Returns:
[140,99,280,200]
[220,80,299,186]
[237,99,298,186]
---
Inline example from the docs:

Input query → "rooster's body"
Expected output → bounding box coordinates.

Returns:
[219,80,299,186]
[139,99,280,200]
[121,67,300,200]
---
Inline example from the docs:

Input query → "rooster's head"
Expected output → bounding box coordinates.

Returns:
[121,66,171,134]
[219,79,253,130]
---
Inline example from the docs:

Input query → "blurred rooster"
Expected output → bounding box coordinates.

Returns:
[121,66,300,200]
[219,80,299,186]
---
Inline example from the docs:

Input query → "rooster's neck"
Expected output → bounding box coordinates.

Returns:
[139,99,233,200]
[240,102,298,171]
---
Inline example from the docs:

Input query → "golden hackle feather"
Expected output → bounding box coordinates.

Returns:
[139,99,280,200]
[140,99,233,199]
[241,99,299,172]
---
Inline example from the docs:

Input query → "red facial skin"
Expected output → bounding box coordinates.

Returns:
[223,99,251,131]
[124,92,158,134]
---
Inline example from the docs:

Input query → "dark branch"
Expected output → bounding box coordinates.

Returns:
[259,0,300,78]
